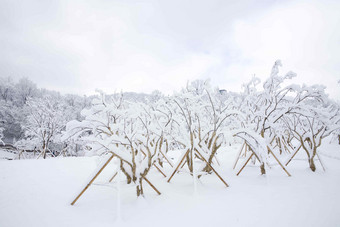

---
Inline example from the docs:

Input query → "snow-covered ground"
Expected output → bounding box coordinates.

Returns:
[0,149,16,160]
[1,142,340,227]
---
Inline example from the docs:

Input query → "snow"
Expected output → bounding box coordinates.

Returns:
[1,142,340,227]
[0,149,16,160]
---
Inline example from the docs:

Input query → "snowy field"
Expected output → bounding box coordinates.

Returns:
[1,143,340,227]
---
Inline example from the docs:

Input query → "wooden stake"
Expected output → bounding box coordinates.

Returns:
[180,159,187,169]
[159,150,174,168]
[143,177,161,195]
[233,142,245,170]
[167,149,190,183]
[281,138,291,154]
[243,144,248,157]
[315,152,326,171]
[236,153,253,176]
[268,147,291,177]
[71,154,114,205]
[214,155,221,166]
[153,163,167,178]
[195,150,229,187]
[109,172,118,183]
[285,145,301,166]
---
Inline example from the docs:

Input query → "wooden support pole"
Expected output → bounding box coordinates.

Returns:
[285,145,301,166]
[281,138,291,154]
[195,150,229,187]
[143,177,161,195]
[159,150,174,168]
[180,159,187,169]
[233,142,245,170]
[243,144,248,157]
[286,138,294,150]
[214,155,221,166]
[71,154,114,205]
[268,147,291,177]
[167,149,190,183]
[153,163,167,178]
[315,152,326,172]
[236,153,253,176]
[109,172,118,183]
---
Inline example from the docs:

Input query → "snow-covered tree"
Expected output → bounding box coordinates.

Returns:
[64,91,167,196]
[0,127,4,145]
[15,77,39,106]
[284,96,340,171]
[232,60,311,175]
[0,99,23,144]
[18,97,66,158]
[167,80,238,176]
[0,77,16,103]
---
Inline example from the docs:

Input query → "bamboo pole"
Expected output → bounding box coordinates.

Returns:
[233,142,245,170]
[167,149,190,183]
[268,147,291,177]
[153,163,167,177]
[195,150,229,187]
[180,161,187,170]
[281,138,291,154]
[315,152,326,171]
[143,177,161,195]
[159,150,174,167]
[243,144,248,157]
[285,145,301,166]
[236,153,253,176]
[109,172,118,183]
[214,155,221,166]
[71,154,114,205]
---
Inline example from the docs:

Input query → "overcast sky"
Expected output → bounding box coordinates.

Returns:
[1,0,339,99]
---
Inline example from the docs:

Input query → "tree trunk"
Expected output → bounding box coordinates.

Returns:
[136,178,143,197]
[202,143,220,173]
[309,157,316,172]
[120,160,132,184]
[309,147,317,172]
[43,148,46,159]
[260,131,266,175]
[158,159,163,167]
[260,163,266,175]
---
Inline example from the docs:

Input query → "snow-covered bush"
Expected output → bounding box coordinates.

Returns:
[168,80,238,175]
[232,61,298,174]
[284,96,340,171]
[64,91,169,196]
[230,60,337,174]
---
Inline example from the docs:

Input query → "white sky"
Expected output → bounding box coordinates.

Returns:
[1,0,340,99]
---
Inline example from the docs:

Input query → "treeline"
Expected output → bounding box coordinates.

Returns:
[0,76,160,157]
[0,77,91,148]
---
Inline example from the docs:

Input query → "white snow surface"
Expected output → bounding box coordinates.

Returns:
[1,143,340,227]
